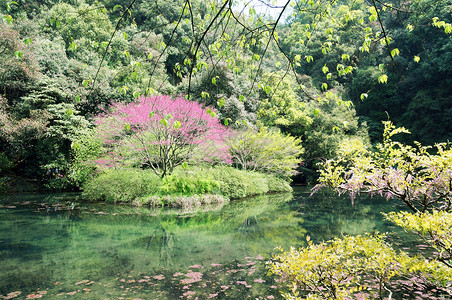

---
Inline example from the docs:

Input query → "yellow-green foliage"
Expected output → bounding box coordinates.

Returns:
[269,234,452,300]
[160,173,222,196]
[385,211,452,267]
[317,121,452,211]
[229,127,304,180]
[257,72,312,135]
[172,165,292,199]
[302,122,452,299]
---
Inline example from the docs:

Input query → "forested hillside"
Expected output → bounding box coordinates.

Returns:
[0,0,450,189]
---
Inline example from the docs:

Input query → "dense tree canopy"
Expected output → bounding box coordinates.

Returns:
[0,0,450,186]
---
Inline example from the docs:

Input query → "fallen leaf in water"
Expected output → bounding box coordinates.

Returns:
[3,291,21,299]
[189,264,203,269]
[66,291,77,296]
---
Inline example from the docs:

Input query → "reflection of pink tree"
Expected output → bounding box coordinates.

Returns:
[95,95,231,177]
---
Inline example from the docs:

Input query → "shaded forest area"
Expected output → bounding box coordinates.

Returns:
[0,0,450,189]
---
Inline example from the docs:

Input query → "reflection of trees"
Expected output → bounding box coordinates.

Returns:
[238,216,259,237]
[145,226,176,268]
[300,190,398,243]
[235,212,308,252]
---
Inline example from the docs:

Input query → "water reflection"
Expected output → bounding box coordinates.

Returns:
[0,187,399,298]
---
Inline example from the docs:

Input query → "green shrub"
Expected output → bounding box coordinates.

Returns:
[0,152,12,174]
[173,165,292,199]
[228,128,304,180]
[0,177,12,193]
[134,194,227,208]
[269,234,452,299]
[82,169,161,203]
[263,174,292,193]
[159,173,221,196]
[82,165,292,204]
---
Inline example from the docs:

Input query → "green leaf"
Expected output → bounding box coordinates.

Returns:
[3,15,13,24]
[173,120,181,129]
[82,80,89,88]
[206,109,216,118]
[239,95,245,102]
[24,38,32,45]
[14,50,22,59]
[305,55,314,63]
[360,93,368,101]
[75,95,80,103]
[124,124,131,131]
[197,61,208,71]
[133,91,140,99]
[65,108,73,117]
[123,32,128,40]
[212,76,218,85]
[6,1,18,11]
[217,98,225,108]
[160,119,169,127]
[390,48,400,57]
[149,111,155,118]
[119,85,128,94]
[322,65,329,74]
[69,41,77,51]
[321,83,328,91]
[378,74,388,84]
[113,5,123,11]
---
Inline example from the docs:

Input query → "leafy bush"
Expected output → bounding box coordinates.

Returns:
[0,152,11,174]
[0,176,12,193]
[82,168,162,203]
[188,165,292,199]
[82,165,291,203]
[160,173,221,196]
[298,122,452,299]
[269,234,452,300]
[68,129,103,188]
[228,128,304,180]
[134,194,227,208]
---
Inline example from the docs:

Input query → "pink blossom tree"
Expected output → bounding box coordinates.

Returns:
[94,95,231,177]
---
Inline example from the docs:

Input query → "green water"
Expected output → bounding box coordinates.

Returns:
[0,187,400,299]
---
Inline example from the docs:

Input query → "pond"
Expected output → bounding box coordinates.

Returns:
[0,187,405,299]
